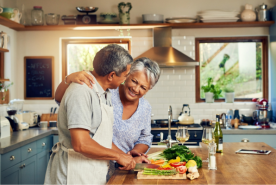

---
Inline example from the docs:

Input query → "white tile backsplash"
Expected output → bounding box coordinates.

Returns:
[19,36,256,119]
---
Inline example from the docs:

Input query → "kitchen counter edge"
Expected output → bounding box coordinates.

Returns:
[0,127,58,154]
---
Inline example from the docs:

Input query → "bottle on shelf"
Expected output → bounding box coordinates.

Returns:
[214,114,223,153]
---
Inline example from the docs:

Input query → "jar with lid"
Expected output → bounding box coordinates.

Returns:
[31,6,44,25]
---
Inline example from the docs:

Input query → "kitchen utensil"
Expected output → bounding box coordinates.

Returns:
[61,15,76,25]
[178,104,194,124]
[76,7,98,24]
[142,14,163,23]
[49,121,57,128]
[45,13,60,25]
[50,107,53,117]
[38,121,48,129]
[22,111,40,127]
[241,114,254,125]
[134,163,160,171]
[241,4,256,22]
[239,125,261,129]
[151,119,178,127]
[236,149,271,155]
[53,107,57,115]
[0,31,7,49]
[31,6,44,25]
[0,116,10,138]
[256,3,269,21]
[13,8,22,23]
[76,7,98,13]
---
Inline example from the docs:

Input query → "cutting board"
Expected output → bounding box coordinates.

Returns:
[137,171,186,179]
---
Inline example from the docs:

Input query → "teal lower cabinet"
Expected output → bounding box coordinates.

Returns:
[20,155,37,184]
[224,135,276,149]
[1,135,53,185]
[36,150,50,184]
[2,162,21,184]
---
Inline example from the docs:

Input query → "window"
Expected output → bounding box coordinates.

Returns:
[62,39,131,81]
[195,37,268,102]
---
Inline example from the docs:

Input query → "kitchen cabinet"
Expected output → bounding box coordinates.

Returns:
[0,135,53,185]
[2,155,36,184]
[36,150,49,184]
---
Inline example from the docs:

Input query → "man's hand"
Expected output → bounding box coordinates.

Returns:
[127,150,148,158]
[133,156,150,164]
[116,153,136,170]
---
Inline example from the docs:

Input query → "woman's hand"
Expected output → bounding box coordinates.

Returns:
[133,156,150,164]
[67,71,95,88]
[127,150,148,158]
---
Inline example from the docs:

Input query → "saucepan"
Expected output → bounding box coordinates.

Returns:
[151,119,178,127]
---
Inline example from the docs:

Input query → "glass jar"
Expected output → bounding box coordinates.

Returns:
[31,6,44,25]
[208,142,217,170]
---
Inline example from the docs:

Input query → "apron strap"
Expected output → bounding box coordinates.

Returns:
[52,142,68,153]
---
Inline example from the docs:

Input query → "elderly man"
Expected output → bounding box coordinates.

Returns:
[44,44,136,185]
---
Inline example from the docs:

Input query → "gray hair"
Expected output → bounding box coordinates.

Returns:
[130,57,161,89]
[93,44,133,76]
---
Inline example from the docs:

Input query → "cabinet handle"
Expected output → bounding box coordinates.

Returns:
[10,156,15,161]
[194,133,197,137]
[23,164,25,168]
[19,164,25,169]
[42,142,46,147]
[28,148,32,152]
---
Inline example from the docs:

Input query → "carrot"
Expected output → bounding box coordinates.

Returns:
[150,159,155,164]
[151,159,165,165]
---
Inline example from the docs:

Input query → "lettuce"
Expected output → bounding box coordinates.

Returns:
[162,145,202,168]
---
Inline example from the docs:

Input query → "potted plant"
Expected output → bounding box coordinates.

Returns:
[201,78,222,103]
[0,81,13,104]
[118,2,132,24]
[224,86,235,103]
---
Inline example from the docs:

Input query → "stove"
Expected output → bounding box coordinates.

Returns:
[151,124,203,147]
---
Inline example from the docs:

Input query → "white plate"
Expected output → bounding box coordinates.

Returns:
[239,125,262,130]
[200,18,239,23]
[166,19,196,23]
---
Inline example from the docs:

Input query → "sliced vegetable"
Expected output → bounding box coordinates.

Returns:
[157,167,173,170]
[151,159,165,165]
[161,163,172,168]
[170,162,186,167]
[168,156,181,164]
[176,166,187,174]
[143,168,178,176]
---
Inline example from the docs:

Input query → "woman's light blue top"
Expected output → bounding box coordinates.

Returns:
[110,88,153,153]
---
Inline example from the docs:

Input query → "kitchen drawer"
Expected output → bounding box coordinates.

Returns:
[188,130,203,140]
[21,141,37,161]
[1,148,21,171]
[36,137,50,153]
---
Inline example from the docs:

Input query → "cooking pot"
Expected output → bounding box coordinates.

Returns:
[151,119,178,127]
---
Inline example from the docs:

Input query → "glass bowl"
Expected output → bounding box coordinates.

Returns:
[45,13,60,25]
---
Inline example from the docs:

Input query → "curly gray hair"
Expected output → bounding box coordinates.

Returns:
[130,57,161,89]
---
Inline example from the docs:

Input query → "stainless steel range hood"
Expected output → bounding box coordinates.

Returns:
[134,27,199,67]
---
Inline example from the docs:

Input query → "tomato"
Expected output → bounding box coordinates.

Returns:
[170,162,186,167]
[176,166,187,174]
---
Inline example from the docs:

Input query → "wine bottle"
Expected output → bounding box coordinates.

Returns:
[214,114,223,153]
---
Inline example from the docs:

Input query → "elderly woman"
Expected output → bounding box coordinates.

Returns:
[55,57,160,179]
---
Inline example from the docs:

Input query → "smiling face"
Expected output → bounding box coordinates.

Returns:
[122,70,151,102]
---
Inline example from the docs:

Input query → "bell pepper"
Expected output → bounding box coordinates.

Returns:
[168,156,181,164]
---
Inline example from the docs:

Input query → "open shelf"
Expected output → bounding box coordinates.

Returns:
[0,15,274,31]
[0,48,9,53]
[0,79,10,81]
[0,16,24,30]
[13,21,275,31]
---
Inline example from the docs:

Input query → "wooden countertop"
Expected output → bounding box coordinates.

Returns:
[107,142,276,184]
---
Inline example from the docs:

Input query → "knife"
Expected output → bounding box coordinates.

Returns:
[50,107,53,117]
[133,163,160,171]
[53,107,57,115]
